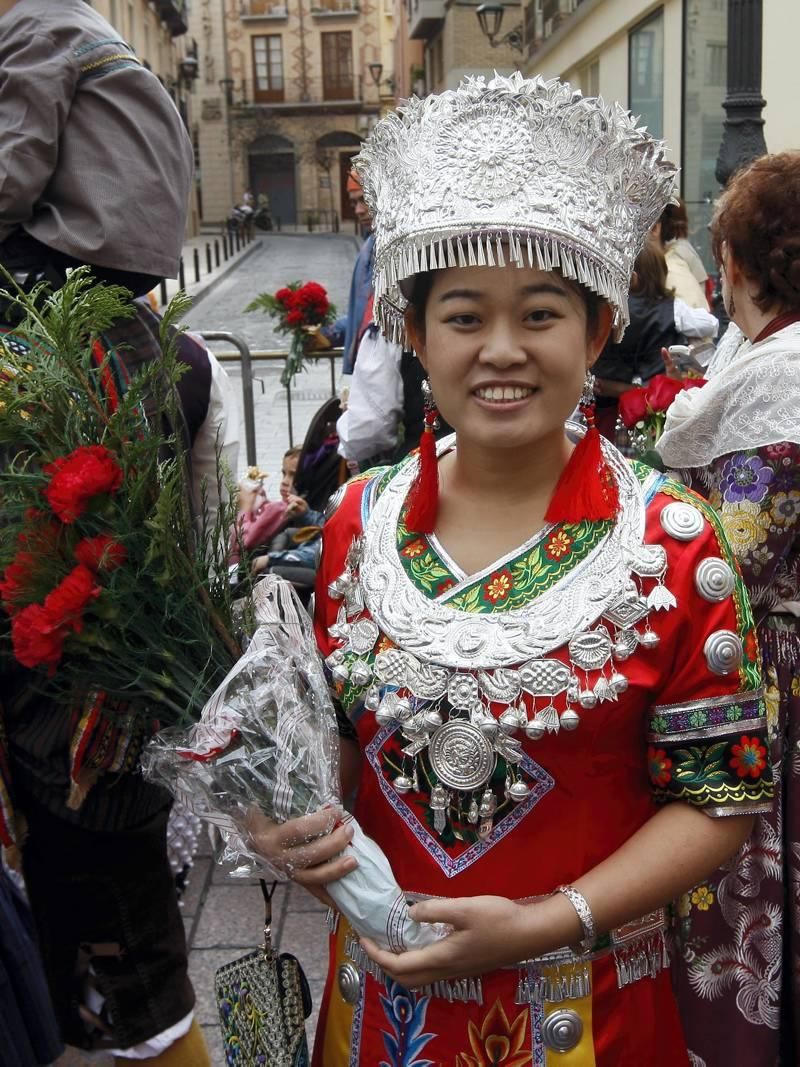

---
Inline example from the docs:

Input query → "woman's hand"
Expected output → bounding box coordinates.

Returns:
[360,895,536,987]
[246,806,358,908]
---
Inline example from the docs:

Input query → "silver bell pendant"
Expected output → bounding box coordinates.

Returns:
[559,708,581,731]
[507,779,530,802]
[331,662,350,685]
[423,708,443,730]
[349,660,372,688]
[499,708,521,734]
[609,671,629,694]
[612,640,633,661]
[394,775,413,793]
[524,717,546,741]
[639,629,660,649]
[578,689,598,709]
[365,686,381,711]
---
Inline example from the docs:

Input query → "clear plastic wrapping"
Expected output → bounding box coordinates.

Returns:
[143,575,444,952]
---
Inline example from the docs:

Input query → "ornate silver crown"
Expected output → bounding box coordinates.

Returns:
[355,72,678,341]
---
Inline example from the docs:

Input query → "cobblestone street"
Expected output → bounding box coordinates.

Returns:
[55,233,358,1067]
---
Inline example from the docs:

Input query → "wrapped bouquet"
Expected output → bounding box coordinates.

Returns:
[246,281,336,387]
[143,575,446,954]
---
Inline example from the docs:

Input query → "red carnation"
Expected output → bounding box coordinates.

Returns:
[618,387,649,428]
[11,603,68,673]
[74,534,127,573]
[0,551,37,615]
[285,309,305,327]
[644,374,684,414]
[275,288,296,307]
[44,444,123,524]
[43,564,100,634]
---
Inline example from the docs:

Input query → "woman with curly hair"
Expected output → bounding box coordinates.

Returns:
[658,151,800,1066]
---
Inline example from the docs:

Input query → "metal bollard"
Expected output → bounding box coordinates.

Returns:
[223,234,229,260]
[235,230,241,252]
[214,240,220,268]
[193,248,200,284]
[178,257,185,292]
[206,243,213,276]
[159,278,168,306]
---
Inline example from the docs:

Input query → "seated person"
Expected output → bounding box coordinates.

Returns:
[232,450,323,591]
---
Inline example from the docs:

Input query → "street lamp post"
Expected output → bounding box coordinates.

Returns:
[715,0,767,186]
[475,3,524,53]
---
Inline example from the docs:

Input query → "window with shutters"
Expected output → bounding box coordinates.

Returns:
[252,35,284,102]
[321,31,354,100]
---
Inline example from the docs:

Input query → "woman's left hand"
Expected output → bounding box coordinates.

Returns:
[360,895,535,987]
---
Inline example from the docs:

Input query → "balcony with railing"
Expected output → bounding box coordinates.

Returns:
[241,0,290,19]
[153,0,188,36]
[540,0,583,40]
[232,75,378,114]
[406,0,445,40]
[311,0,360,17]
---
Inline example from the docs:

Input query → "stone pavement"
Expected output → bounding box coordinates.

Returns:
[55,233,358,1067]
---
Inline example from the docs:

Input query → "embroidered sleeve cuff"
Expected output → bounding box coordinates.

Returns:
[646,689,774,813]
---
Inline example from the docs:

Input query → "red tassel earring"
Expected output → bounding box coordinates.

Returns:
[544,372,619,525]
[405,379,440,534]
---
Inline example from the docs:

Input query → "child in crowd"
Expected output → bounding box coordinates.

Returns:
[233,450,323,591]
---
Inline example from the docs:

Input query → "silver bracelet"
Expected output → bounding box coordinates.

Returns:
[556,884,596,954]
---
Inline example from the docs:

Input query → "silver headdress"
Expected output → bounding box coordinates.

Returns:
[355,72,678,342]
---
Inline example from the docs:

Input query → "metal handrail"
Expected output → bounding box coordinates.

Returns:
[199,335,343,463]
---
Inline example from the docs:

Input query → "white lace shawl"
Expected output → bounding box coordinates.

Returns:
[657,322,800,468]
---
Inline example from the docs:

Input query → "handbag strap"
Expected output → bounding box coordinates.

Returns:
[259,878,278,951]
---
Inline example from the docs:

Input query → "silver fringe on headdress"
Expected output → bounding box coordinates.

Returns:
[355,72,678,343]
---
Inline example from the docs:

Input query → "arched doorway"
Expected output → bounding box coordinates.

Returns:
[249,133,296,226]
[316,131,362,222]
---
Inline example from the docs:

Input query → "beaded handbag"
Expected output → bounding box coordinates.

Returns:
[215,881,312,1066]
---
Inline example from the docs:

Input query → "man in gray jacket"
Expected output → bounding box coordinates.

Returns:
[0,0,193,299]
[0,2,210,1064]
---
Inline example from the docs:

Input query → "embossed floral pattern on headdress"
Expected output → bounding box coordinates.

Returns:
[355,72,678,342]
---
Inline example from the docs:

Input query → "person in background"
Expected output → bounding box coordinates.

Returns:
[323,171,376,394]
[657,150,800,1067]
[0,0,210,1062]
[593,241,717,439]
[0,828,63,1066]
[655,198,710,310]
[235,449,324,588]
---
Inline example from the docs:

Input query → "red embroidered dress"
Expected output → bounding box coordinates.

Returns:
[311,444,772,1067]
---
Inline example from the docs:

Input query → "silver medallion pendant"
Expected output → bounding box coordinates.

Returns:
[428,719,496,792]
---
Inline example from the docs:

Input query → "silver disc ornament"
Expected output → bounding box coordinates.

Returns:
[428,719,496,791]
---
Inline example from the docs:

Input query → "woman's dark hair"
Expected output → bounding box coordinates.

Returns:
[659,199,689,242]
[405,262,607,341]
[630,242,673,302]
[710,151,800,313]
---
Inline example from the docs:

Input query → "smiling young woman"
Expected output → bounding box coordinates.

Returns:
[246,75,773,1066]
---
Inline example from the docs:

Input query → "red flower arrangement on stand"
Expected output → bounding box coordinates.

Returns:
[246,280,337,386]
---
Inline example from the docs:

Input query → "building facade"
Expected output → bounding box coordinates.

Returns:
[404,0,521,94]
[191,0,390,228]
[523,0,800,266]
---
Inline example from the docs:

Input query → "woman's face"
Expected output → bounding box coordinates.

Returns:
[407,263,610,453]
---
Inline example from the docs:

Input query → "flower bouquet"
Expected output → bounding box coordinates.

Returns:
[143,575,446,954]
[0,271,242,808]
[617,374,707,463]
[246,281,336,387]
